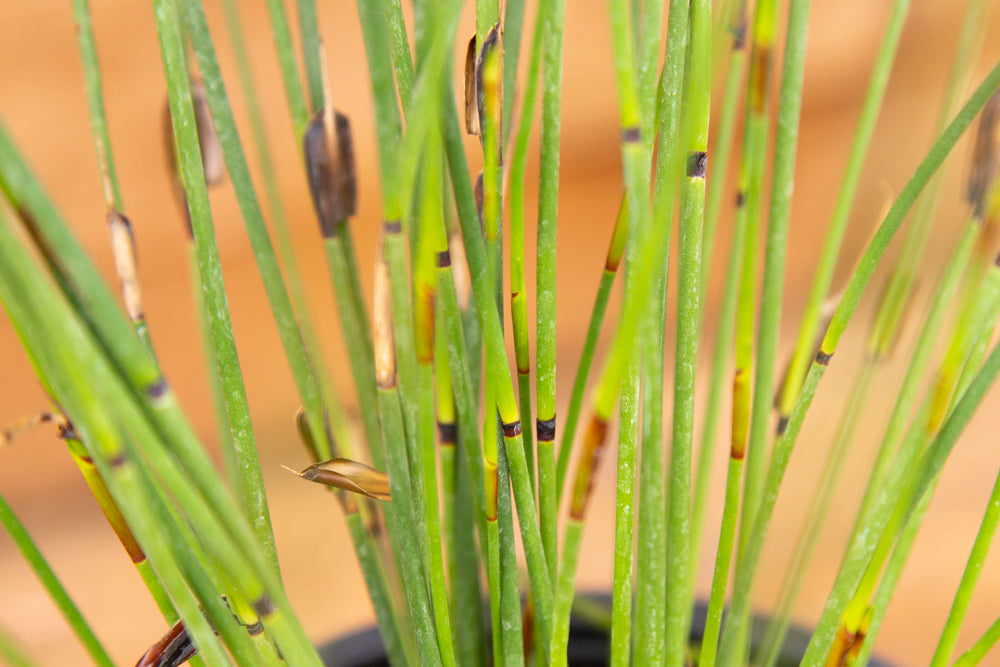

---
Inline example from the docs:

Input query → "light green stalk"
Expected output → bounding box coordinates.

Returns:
[0,491,114,667]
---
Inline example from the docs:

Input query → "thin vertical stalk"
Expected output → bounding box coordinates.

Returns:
[698,455,745,667]
[633,223,668,666]
[720,0,806,658]
[263,0,309,136]
[609,355,638,666]
[374,257,441,666]
[635,1,692,661]
[496,445,526,666]
[437,229,490,664]
[555,198,628,496]
[296,0,323,111]
[787,56,1000,666]
[775,0,912,419]
[413,129,457,667]
[690,3,748,570]
[181,0,332,459]
[550,517,585,666]
[219,0,352,450]
[344,509,412,666]
[162,0,279,577]
[536,0,565,588]
[930,452,1000,667]
[72,0,154,354]
[71,0,122,211]
[667,0,707,658]
[754,362,877,667]
[510,0,547,511]
[728,3,779,604]
[443,78,555,655]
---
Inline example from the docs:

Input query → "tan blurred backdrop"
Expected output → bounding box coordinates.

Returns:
[1,1,999,665]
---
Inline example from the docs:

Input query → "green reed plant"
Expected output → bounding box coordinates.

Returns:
[3,0,1000,665]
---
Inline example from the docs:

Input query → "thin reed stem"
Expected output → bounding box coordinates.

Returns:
[164,0,279,576]
[610,356,639,666]
[263,0,309,136]
[690,4,748,569]
[775,0,911,419]
[954,616,1000,667]
[791,55,1000,666]
[668,0,708,656]
[0,491,114,667]
[555,199,628,497]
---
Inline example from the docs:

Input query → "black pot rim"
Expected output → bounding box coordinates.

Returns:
[317,592,900,667]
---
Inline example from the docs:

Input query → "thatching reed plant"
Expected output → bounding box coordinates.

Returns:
[2,0,1000,666]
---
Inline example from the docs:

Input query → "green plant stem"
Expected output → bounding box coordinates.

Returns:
[496,445,526,667]
[219,0,351,451]
[296,0,323,112]
[698,454,745,667]
[864,0,992,367]
[162,0,279,578]
[413,131,457,666]
[550,518,584,666]
[72,0,156,355]
[775,0,911,419]
[448,426,486,666]
[555,198,627,497]
[755,361,877,667]
[383,0,415,106]
[854,218,979,528]
[377,382,442,666]
[345,508,412,667]
[610,356,639,666]
[507,0,544,525]
[856,322,1000,667]
[789,55,1000,666]
[182,0,332,474]
[536,0,565,589]
[442,77,554,648]
[667,0,709,658]
[323,235,384,456]
[71,0,122,211]
[0,623,36,667]
[0,491,114,667]
[0,218,264,667]
[725,0,812,658]
[634,227,668,667]
[954,616,1000,667]
[690,4,748,571]
[727,11,780,621]
[263,0,309,136]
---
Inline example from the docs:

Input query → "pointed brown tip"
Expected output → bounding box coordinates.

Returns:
[294,458,392,501]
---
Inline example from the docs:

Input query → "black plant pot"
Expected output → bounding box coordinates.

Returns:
[317,595,899,666]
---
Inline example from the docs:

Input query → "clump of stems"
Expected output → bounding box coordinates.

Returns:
[2,1,1000,666]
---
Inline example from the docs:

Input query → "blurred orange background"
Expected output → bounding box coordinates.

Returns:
[1,1,1000,665]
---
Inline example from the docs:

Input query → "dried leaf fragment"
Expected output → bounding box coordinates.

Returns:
[290,458,391,501]
[303,108,357,237]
